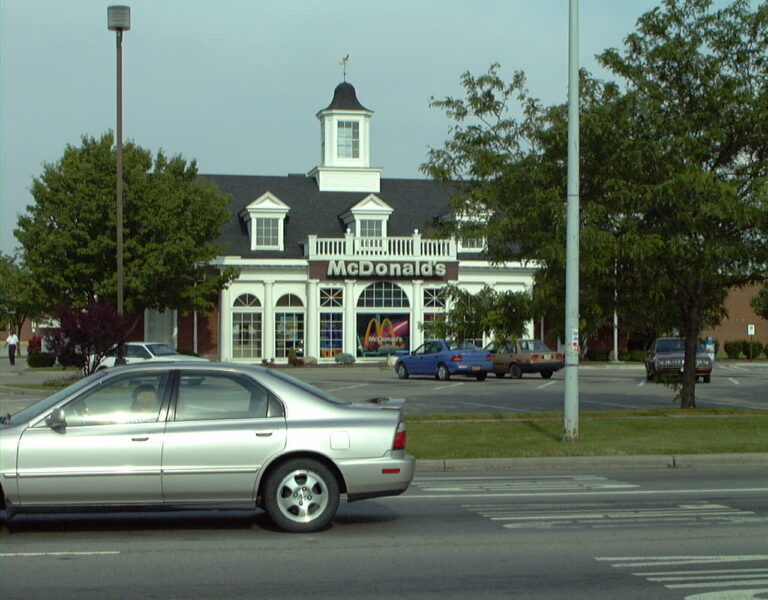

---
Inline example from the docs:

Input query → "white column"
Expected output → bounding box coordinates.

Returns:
[263,281,275,361]
[412,280,424,351]
[344,279,356,356]
[307,279,319,359]
[219,285,233,362]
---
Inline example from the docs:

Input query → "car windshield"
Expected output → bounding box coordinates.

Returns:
[266,369,350,405]
[656,339,707,352]
[146,344,178,357]
[1,370,109,427]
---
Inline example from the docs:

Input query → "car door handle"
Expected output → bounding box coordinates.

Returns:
[132,436,150,442]
[254,430,274,437]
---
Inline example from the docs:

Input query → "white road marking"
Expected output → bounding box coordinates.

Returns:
[447,400,534,412]
[537,381,557,389]
[728,378,740,385]
[0,551,121,557]
[433,382,464,391]
[393,487,768,500]
[325,383,369,392]
[596,555,768,598]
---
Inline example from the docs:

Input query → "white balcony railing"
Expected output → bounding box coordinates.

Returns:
[305,231,457,261]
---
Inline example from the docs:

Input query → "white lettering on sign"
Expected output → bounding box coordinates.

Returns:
[326,260,448,279]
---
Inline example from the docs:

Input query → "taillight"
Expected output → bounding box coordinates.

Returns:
[556,353,564,360]
[451,353,463,362]
[392,421,407,450]
[485,353,492,361]
[531,353,540,361]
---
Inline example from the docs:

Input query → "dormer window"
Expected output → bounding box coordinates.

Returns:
[241,192,290,251]
[337,121,360,159]
[359,219,382,238]
[340,194,393,238]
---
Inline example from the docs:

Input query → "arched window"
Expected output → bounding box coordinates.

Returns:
[232,294,262,359]
[357,281,410,308]
[276,294,304,307]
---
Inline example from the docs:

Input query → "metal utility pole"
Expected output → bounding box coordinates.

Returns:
[563,0,580,441]
[108,5,130,364]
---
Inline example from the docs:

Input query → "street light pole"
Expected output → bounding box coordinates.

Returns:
[563,0,580,441]
[108,5,130,364]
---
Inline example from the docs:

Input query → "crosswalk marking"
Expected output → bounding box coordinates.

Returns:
[463,501,760,529]
[595,555,768,598]
[413,475,637,494]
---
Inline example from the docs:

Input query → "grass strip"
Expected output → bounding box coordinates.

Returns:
[407,415,768,459]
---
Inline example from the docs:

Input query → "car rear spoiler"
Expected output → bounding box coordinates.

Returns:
[361,397,406,410]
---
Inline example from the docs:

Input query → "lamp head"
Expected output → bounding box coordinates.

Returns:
[107,6,131,31]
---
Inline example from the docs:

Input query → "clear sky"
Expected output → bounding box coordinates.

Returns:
[2,0,674,255]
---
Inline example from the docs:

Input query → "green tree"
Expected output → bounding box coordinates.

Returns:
[15,133,238,326]
[421,284,532,343]
[752,283,768,319]
[423,0,768,409]
[0,254,46,351]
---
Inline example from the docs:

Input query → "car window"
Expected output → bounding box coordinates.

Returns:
[126,345,151,359]
[413,343,427,355]
[49,372,170,427]
[174,373,271,421]
[657,339,684,352]
[146,344,177,357]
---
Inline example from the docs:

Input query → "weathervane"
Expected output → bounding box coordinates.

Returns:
[340,54,349,81]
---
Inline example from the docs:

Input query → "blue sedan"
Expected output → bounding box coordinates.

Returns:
[394,340,492,381]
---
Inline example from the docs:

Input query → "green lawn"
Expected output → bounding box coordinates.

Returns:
[407,412,768,459]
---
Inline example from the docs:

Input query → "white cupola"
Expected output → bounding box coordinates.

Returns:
[308,81,382,193]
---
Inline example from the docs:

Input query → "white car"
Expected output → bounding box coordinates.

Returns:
[97,342,209,369]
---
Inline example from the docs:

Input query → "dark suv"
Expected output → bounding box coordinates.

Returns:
[644,337,712,383]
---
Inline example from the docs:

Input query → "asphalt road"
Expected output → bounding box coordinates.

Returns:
[2,361,767,416]
[2,466,766,599]
[293,362,768,414]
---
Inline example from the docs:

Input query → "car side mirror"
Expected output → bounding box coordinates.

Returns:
[46,408,66,430]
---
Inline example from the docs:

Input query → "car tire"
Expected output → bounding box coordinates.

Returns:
[396,362,409,379]
[540,370,553,379]
[437,363,451,381]
[508,363,523,379]
[475,371,487,381]
[263,458,340,533]
[703,375,711,383]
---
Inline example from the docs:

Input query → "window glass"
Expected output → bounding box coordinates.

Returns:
[275,313,304,358]
[357,281,410,308]
[145,343,175,357]
[359,219,382,238]
[57,372,170,427]
[175,373,271,421]
[254,217,279,247]
[320,288,343,307]
[233,312,262,359]
[234,294,261,307]
[337,121,360,158]
[320,312,343,358]
[423,288,446,308]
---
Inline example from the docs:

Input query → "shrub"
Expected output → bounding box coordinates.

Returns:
[27,352,56,368]
[176,348,201,356]
[723,341,742,359]
[627,349,645,362]
[584,348,610,362]
[28,335,43,354]
[57,351,85,368]
[334,352,356,365]
[742,340,764,359]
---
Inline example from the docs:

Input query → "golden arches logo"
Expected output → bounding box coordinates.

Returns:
[363,318,395,348]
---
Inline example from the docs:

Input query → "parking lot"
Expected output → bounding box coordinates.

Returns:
[2,361,766,416]
[288,361,768,414]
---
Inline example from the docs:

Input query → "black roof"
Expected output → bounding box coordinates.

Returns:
[201,174,457,259]
[322,81,370,112]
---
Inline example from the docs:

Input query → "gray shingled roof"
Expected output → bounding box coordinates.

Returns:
[201,174,457,259]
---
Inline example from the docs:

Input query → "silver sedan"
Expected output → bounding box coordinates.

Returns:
[0,363,414,533]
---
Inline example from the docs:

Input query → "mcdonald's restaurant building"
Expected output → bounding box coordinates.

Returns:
[147,81,537,362]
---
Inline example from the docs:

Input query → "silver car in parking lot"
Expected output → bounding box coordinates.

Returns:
[0,363,414,533]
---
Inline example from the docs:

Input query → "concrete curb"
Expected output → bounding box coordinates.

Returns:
[415,453,768,472]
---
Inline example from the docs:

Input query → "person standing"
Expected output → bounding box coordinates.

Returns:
[5,330,19,366]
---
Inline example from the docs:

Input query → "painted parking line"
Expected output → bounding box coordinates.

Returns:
[728,378,740,385]
[537,381,557,390]
[433,382,464,391]
[325,383,370,392]
[0,551,121,557]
